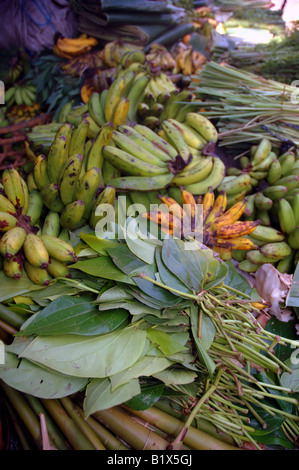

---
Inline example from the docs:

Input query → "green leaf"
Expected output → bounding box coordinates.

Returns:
[153,367,197,386]
[146,329,187,356]
[155,246,193,296]
[286,261,299,307]
[84,377,140,417]
[20,326,147,378]
[0,352,87,399]
[70,256,136,284]
[0,271,43,302]
[124,217,156,264]
[20,295,129,336]
[80,233,121,255]
[224,260,253,296]
[125,381,164,410]
[189,304,216,378]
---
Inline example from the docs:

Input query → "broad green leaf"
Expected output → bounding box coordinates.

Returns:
[110,356,173,391]
[153,367,197,386]
[224,260,253,296]
[0,352,87,399]
[106,244,146,276]
[20,326,147,378]
[189,304,216,378]
[0,271,43,302]
[20,295,129,336]
[147,329,187,356]
[97,285,133,303]
[125,381,164,410]
[83,377,140,417]
[80,233,120,255]
[155,246,193,296]
[124,217,156,264]
[70,256,136,284]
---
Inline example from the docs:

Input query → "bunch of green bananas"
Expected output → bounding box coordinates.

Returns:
[0,166,77,284]
[5,82,37,108]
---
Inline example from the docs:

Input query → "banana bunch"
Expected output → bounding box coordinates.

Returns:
[0,166,77,284]
[61,50,104,77]
[5,82,37,108]
[102,41,143,68]
[174,45,207,76]
[53,34,98,59]
[142,186,261,259]
[146,44,177,71]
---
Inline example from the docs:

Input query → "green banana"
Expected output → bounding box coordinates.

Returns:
[291,194,299,226]
[256,209,271,226]
[0,212,17,232]
[40,234,77,264]
[86,123,114,171]
[161,120,192,164]
[276,252,294,273]
[250,138,272,166]
[60,200,85,229]
[263,185,288,200]
[47,125,73,183]
[58,101,73,123]
[243,194,256,219]
[260,241,292,259]
[251,151,276,172]
[184,157,225,195]
[118,125,172,163]
[89,186,116,229]
[126,75,150,122]
[2,166,27,210]
[160,89,193,121]
[111,130,167,168]
[250,224,285,242]
[74,167,102,219]
[277,198,296,235]
[59,154,84,206]
[246,249,278,265]
[0,227,26,259]
[109,173,174,191]
[288,226,299,249]
[58,228,71,243]
[23,233,49,269]
[167,119,207,150]
[278,150,296,175]
[102,145,169,177]
[24,260,52,286]
[26,189,43,226]
[184,112,218,143]
[267,159,282,185]
[42,211,61,237]
[120,49,146,68]
[254,191,273,211]
[68,118,89,157]
[238,259,259,273]
[47,257,71,279]
[40,183,65,213]
[274,174,299,191]
[102,160,121,185]
[88,92,106,127]
[172,156,213,186]
[134,124,178,160]
[217,173,251,196]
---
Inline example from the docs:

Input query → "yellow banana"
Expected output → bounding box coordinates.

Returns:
[167,119,207,149]
[104,71,135,122]
[0,227,26,259]
[142,210,182,238]
[112,96,130,128]
[204,191,227,227]
[0,194,15,213]
[3,251,24,280]
[202,186,215,224]
[86,123,114,171]
[0,212,17,232]
[89,185,116,229]
[161,120,192,165]
[47,124,73,183]
[172,157,213,186]
[40,234,78,264]
[2,167,26,210]
[184,157,225,195]
[184,112,218,143]
[40,183,64,213]
[208,199,247,231]
[59,200,86,230]
[68,118,89,157]
[24,260,52,285]
[74,167,102,219]
[211,220,261,239]
[134,124,178,160]
[47,257,71,279]
[208,236,258,251]
[33,154,51,190]
[23,233,49,269]
[59,154,84,206]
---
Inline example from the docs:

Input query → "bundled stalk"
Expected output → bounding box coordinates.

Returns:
[191,61,299,152]
[213,0,274,11]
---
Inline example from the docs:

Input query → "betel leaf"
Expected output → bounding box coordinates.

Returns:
[125,381,164,411]
[70,256,136,284]
[0,352,87,399]
[20,326,147,378]
[84,377,140,417]
[155,246,193,296]
[153,367,197,386]
[80,233,121,255]
[189,303,216,378]
[107,244,146,275]
[20,295,129,336]
[146,329,188,356]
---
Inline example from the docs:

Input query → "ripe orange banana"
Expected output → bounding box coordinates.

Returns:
[208,236,259,251]
[158,195,187,221]
[208,199,247,231]
[143,211,182,238]
[212,220,261,240]
[181,188,198,230]
[204,190,227,227]
[202,187,215,224]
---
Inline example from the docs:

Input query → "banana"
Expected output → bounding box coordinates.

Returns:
[278,150,296,175]
[226,189,247,208]
[102,160,121,185]
[172,157,213,186]
[246,250,278,265]
[276,252,294,273]
[267,159,282,185]
[217,173,251,196]
[202,187,215,224]
[263,185,288,200]
[32,154,51,190]
[134,124,178,160]
[102,145,168,177]
[126,75,150,122]
[184,112,218,143]
[60,200,85,229]
[274,174,299,191]
[59,154,84,206]
[109,173,174,191]
[26,173,37,193]
[104,71,136,122]
[25,189,43,226]
[58,101,73,123]
[89,185,116,229]
[118,125,172,162]
[287,226,299,249]
[0,227,26,259]
[204,191,227,227]
[86,123,114,171]
[74,167,102,219]
[238,259,259,273]
[249,224,285,243]
[42,211,61,237]
[184,157,225,195]
[3,252,24,280]
[160,89,193,121]
[158,195,187,221]
[2,167,26,210]
[251,151,277,172]
[256,209,271,227]
[88,92,106,127]
[58,228,71,243]
[40,234,77,264]
[208,199,247,231]
[142,210,182,238]
[111,130,167,168]
[167,119,207,150]
[0,212,17,232]
[260,241,292,259]
[24,260,52,285]
[23,233,49,269]
[47,131,72,183]
[277,198,296,235]
[68,118,89,157]
[161,120,192,165]
[40,183,64,213]
[120,49,146,69]
[291,194,299,226]
[209,236,258,251]
[251,138,272,166]
[112,96,130,128]
[243,194,256,219]
[47,257,71,279]
[211,219,261,239]
[254,191,273,211]
[0,194,15,213]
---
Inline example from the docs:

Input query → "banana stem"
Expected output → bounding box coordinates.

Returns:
[40,399,96,450]
[0,318,18,336]
[0,303,25,330]
[92,406,170,450]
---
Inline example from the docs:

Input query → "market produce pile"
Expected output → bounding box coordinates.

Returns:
[0,0,299,452]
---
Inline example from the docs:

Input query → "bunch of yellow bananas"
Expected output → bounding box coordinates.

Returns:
[174,45,207,76]
[0,166,77,284]
[146,44,176,71]
[101,41,143,68]
[53,34,98,59]
[142,186,261,259]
